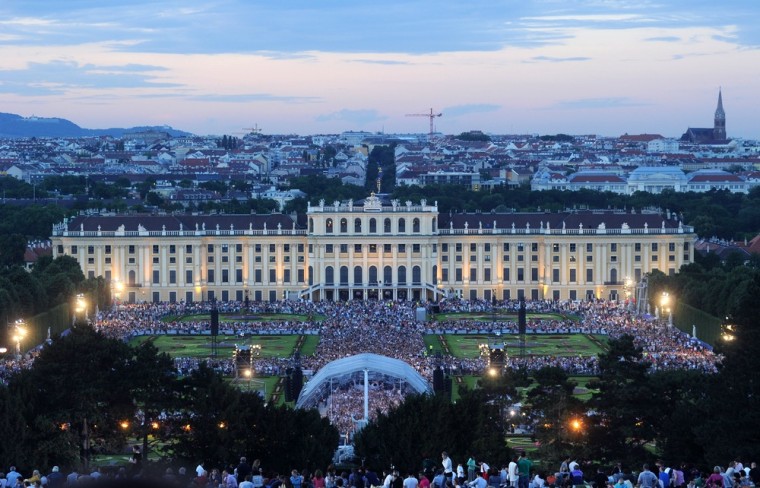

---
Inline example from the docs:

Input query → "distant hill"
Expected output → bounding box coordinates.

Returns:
[0,112,193,138]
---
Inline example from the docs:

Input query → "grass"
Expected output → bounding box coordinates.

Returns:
[129,335,303,359]
[299,335,320,356]
[225,375,281,401]
[160,312,325,323]
[435,312,580,322]
[436,334,605,359]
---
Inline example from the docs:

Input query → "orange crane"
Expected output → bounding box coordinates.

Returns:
[405,108,442,136]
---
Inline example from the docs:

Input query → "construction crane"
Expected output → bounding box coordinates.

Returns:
[242,124,263,135]
[405,108,442,137]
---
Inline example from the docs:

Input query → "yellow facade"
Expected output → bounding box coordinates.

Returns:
[51,195,694,303]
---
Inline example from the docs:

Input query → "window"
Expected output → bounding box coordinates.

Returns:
[208,244,214,253]
[326,218,333,233]
[186,270,193,284]
[354,218,362,233]
[442,244,449,252]
[413,218,420,233]
[413,244,421,253]
[442,268,449,282]
[269,244,275,253]
[153,245,159,254]
[531,243,538,252]
[503,267,510,281]
[207,269,215,283]
[531,255,538,262]
[669,255,675,262]
[383,244,392,253]
[340,244,348,254]
[552,243,559,253]
[635,243,641,252]
[255,244,261,253]
[340,218,348,233]
[586,243,593,253]
[169,245,176,254]
[484,268,491,281]
[284,269,291,283]
[485,243,491,252]
[398,266,407,285]
[384,218,392,233]
[326,244,334,254]
[470,243,476,252]
[153,257,159,264]
[369,218,377,233]
[503,254,510,262]
[611,243,617,252]
[269,269,276,283]
[398,218,406,233]
[221,256,228,263]
[586,269,593,282]
[355,244,362,253]
[128,245,135,254]
[187,245,193,253]
[517,243,524,252]
[105,245,111,254]
[236,243,242,253]
[255,269,262,283]
[570,269,577,282]
[652,255,658,262]
[517,268,524,281]
[470,255,477,262]
[552,269,560,283]
[569,243,576,252]
[455,268,463,281]
[669,242,676,252]
[456,243,462,252]
[325,266,334,285]
[309,218,314,233]
[684,242,690,251]
[369,244,377,253]
[222,269,229,283]
[152,270,160,284]
[398,244,406,253]
[531,268,538,282]
[169,270,176,284]
[442,255,448,262]
[298,269,305,283]
[652,243,659,252]
[470,267,477,282]
[503,243,510,252]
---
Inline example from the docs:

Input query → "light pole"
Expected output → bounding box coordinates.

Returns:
[13,319,26,360]
[112,281,124,308]
[660,292,673,327]
[74,293,88,325]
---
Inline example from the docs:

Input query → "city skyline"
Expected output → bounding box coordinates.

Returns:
[1,1,759,137]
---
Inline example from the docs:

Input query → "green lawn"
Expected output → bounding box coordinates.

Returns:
[129,335,302,358]
[225,375,281,401]
[160,312,325,323]
[435,334,605,359]
[435,312,580,322]
[299,335,320,356]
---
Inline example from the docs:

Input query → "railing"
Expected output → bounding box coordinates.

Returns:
[52,229,309,237]
[438,226,692,236]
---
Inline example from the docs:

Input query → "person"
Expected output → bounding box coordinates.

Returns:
[615,477,626,488]
[237,458,252,482]
[659,467,670,488]
[517,452,532,488]
[129,446,143,475]
[704,468,723,488]
[196,464,205,478]
[593,468,608,488]
[404,474,419,488]
[468,473,487,488]
[480,464,490,482]
[5,469,20,488]
[468,458,478,483]
[748,464,760,486]
[292,470,305,488]
[638,465,659,488]
[509,457,519,488]
[314,471,326,488]
[433,471,446,488]
[531,473,545,488]
[383,471,394,488]
[419,473,431,488]
[240,475,255,488]
[457,466,465,483]
[252,468,264,488]
[443,453,454,482]
[45,468,63,488]
[570,466,584,487]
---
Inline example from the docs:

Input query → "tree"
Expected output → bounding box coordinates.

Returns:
[0,233,27,268]
[145,191,164,206]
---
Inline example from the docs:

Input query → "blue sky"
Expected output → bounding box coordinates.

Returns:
[0,0,759,136]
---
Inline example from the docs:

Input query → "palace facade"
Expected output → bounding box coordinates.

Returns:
[51,194,694,303]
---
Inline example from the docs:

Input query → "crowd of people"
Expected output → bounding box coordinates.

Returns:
[320,385,405,436]
[7,453,759,488]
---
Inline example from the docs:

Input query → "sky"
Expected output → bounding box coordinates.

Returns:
[0,0,759,138]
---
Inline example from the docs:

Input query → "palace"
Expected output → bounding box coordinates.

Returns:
[51,194,694,304]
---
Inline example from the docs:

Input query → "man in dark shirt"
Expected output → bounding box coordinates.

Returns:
[748,463,760,486]
[237,457,252,482]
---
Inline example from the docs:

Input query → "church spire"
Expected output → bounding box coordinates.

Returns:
[713,88,726,141]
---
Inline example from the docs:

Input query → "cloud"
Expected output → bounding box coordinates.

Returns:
[349,59,410,65]
[547,97,650,110]
[0,60,179,96]
[645,36,681,42]
[443,104,501,117]
[526,55,592,63]
[315,109,387,124]
[189,93,321,103]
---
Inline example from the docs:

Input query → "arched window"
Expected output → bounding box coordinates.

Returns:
[354,218,362,233]
[308,266,314,286]
[412,218,420,233]
[384,265,393,284]
[340,266,349,285]
[325,266,334,285]
[398,218,406,233]
[369,218,377,233]
[128,270,136,285]
[369,266,378,285]
[432,265,438,285]
[353,266,363,285]
[610,268,618,284]
[340,218,348,233]
[432,217,436,232]
[325,218,333,234]
[412,266,421,284]
[384,218,392,233]
[309,218,314,233]
[398,266,407,285]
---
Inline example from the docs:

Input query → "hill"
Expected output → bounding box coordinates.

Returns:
[0,112,193,138]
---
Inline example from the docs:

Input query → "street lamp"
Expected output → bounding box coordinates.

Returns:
[74,294,88,325]
[13,319,26,360]
[660,292,673,326]
[570,418,583,432]
[112,281,124,307]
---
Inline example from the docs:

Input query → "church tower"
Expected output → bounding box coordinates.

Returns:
[713,89,726,141]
